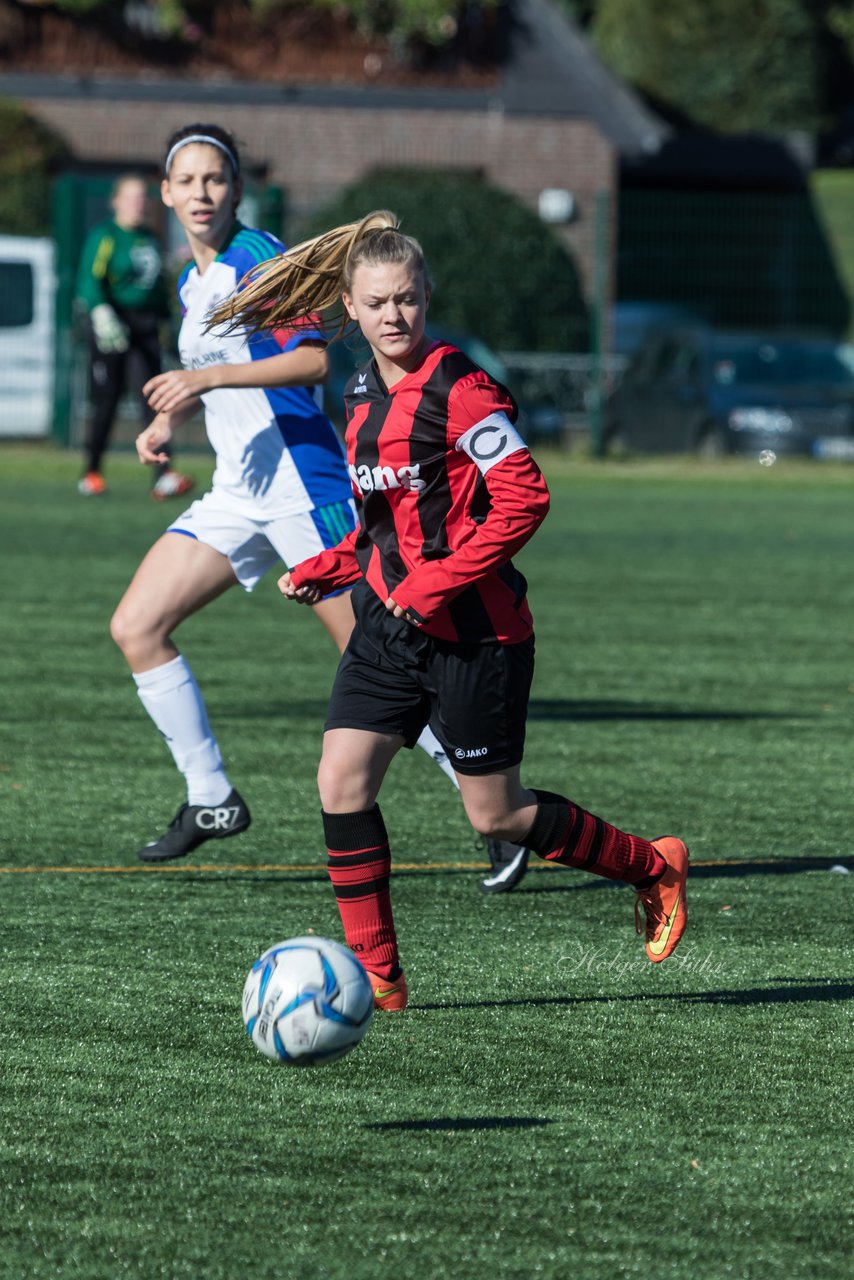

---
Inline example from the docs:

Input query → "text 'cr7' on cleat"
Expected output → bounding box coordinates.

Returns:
[137,789,251,862]
[481,839,530,894]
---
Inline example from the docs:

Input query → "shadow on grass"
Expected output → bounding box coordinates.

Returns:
[518,855,854,890]
[173,697,807,725]
[178,855,853,888]
[417,979,854,1013]
[363,1116,552,1132]
[689,856,854,879]
[527,698,804,723]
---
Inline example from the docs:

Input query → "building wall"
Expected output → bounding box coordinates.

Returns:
[24,94,616,297]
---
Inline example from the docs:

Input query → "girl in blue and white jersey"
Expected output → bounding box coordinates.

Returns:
[110,122,369,861]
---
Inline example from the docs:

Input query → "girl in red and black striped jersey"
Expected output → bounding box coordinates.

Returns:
[213,212,689,1010]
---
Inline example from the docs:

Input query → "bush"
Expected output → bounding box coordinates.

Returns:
[0,101,67,236]
[303,169,590,352]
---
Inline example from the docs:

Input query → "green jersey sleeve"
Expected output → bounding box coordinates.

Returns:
[75,224,116,312]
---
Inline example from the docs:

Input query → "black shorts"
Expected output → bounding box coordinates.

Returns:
[325,583,535,775]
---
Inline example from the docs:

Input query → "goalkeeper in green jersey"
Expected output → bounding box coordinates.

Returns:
[75,173,193,500]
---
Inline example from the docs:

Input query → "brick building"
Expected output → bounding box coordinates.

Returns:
[0,0,668,303]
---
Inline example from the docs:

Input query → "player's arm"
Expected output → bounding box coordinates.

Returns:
[389,438,550,626]
[143,341,328,415]
[279,528,362,602]
[75,230,113,312]
[76,231,130,353]
[388,372,549,625]
[135,403,200,466]
[210,338,328,390]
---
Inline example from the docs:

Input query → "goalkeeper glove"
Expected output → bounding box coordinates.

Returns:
[91,303,129,354]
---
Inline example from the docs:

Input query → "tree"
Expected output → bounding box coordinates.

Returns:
[303,169,589,352]
[589,0,822,133]
[827,2,854,62]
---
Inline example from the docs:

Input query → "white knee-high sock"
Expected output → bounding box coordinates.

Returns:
[416,724,460,790]
[133,655,233,806]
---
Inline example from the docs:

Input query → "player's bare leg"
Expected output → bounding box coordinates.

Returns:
[310,591,355,655]
[111,531,238,672]
[452,765,531,892]
[312,593,461,790]
[111,533,250,860]
[457,767,688,962]
[455,766,537,845]
[318,727,402,814]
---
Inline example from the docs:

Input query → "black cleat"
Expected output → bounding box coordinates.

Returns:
[137,789,251,862]
[481,840,530,893]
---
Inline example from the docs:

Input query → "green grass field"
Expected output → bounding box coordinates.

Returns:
[1,445,852,1279]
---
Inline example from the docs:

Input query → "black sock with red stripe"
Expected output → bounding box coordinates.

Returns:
[523,789,665,887]
[322,806,400,980]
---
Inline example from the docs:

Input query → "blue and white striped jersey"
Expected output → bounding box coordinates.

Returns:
[176,223,352,518]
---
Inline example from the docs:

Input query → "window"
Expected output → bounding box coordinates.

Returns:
[0,262,34,328]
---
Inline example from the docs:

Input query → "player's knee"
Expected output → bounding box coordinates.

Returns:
[109,603,132,653]
[109,603,159,661]
[464,805,513,841]
[317,756,377,813]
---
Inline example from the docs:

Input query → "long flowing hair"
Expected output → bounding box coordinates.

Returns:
[207,210,431,337]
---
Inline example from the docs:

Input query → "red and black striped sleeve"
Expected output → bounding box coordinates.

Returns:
[389,373,550,626]
[388,449,549,626]
[290,526,361,594]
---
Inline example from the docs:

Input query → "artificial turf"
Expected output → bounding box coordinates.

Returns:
[1,444,852,1279]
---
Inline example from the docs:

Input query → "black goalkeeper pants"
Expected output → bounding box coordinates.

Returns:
[84,310,170,476]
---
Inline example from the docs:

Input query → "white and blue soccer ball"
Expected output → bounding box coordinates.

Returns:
[241,936,373,1067]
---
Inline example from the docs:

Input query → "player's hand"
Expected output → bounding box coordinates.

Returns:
[91,303,129,354]
[278,571,322,605]
[385,596,420,625]
[135,419,172,465]
[144,368,212,414]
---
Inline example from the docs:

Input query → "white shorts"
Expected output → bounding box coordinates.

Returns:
[166,490,357,592]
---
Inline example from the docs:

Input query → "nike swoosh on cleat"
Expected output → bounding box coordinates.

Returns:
[483,850,527,886]
[374,985,402,999]
[647,892,681,957]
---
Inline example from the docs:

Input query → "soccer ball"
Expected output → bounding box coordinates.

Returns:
[241,936,373,1067]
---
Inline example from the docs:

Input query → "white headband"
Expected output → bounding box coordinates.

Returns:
[165,134,238,176]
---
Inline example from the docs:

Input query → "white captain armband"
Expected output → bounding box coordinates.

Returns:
[455,412,527,475]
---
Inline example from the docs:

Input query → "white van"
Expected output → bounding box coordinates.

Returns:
[0,235,56,438]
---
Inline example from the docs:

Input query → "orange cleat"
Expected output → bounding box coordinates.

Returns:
[365,969,409,1011]
[151,470,195,501]
[78,471,107,496]
[635,837,689,963]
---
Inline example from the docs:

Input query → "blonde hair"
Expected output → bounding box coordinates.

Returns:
[208,209,431,336]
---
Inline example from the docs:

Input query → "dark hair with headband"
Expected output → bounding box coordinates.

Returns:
[163,123,241,179]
